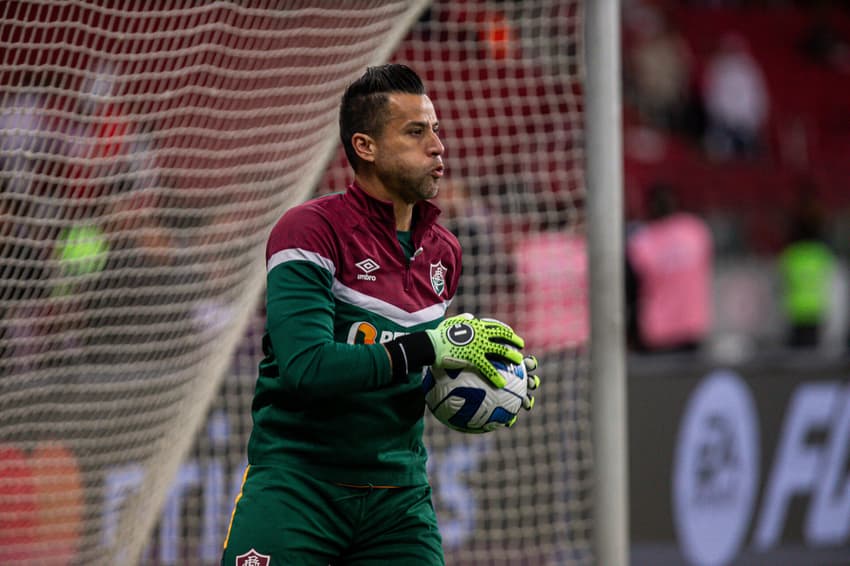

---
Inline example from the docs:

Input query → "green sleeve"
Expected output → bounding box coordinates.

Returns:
[265,260,392,401]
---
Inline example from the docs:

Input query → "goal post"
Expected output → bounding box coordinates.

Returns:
[0,1,627,564]
[585,2,629,566]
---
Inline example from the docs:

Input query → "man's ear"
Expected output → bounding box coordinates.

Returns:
[352,133,377,164]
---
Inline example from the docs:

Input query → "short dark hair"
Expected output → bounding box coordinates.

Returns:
[339,64,425,171]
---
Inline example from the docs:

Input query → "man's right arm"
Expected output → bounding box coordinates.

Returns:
[266,258,393,401]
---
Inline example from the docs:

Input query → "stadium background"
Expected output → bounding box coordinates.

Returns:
[150,2,850,563]
[1,1,849,565]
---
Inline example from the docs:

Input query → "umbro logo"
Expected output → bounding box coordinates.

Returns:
[356,258,380,273]
[356,258,380,281]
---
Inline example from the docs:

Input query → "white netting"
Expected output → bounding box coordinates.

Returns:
[1,1,593,565]
[0,1,430,564]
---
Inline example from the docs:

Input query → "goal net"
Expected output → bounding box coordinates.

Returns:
[0,1,593,565]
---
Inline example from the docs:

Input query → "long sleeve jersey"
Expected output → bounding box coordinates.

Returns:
[247,183,462,486]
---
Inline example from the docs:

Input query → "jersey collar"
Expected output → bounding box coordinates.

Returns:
[345,182,442,234]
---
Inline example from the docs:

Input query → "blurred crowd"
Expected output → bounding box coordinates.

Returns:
[621,0,850,360]
[2,0,850,374]
[0,63,239,375]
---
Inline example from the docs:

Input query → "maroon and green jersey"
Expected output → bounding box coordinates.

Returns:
[247,183,462,486]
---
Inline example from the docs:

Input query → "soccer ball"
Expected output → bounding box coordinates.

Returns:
[422,359,528,434]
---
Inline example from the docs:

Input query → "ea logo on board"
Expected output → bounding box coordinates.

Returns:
[446,322,475,346]
[673,370,759,566]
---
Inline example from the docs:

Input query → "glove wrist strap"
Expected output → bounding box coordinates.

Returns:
[385,332,435,383]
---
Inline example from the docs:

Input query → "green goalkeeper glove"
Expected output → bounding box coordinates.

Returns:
[425,313,524,388]
[508,355,541,427]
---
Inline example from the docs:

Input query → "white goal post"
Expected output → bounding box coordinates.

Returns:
[586,2,629,566]
[0,1,626,564]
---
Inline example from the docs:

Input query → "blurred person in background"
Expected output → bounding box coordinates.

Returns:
[702,33,770,160]
[625,4,701,140]
[0,71,66,278]
[778,190,837,348]
[798,1,850,72]
[626,183,714,353]
[0,73,65,373]
[65,60,160,200]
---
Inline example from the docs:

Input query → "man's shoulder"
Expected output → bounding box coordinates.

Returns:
[271,193,355,234]
[280,192,346,222]
[267,193,352,260]
[429,221,461,250]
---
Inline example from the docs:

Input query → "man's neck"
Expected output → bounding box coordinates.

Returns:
[355,173,415,231]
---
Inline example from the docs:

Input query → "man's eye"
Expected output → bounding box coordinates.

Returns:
[410,129,423,136]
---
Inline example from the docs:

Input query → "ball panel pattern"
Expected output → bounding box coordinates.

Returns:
[422,358,527,434]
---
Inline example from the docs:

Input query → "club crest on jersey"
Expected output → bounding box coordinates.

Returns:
[430,261,447,296]
[235,548,270,566]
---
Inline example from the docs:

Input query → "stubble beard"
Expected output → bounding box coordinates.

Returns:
[380,165,440,204]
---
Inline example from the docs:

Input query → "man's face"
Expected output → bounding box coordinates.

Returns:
[372,93,444,203]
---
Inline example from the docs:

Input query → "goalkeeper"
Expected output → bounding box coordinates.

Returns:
[222,64,539,566]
